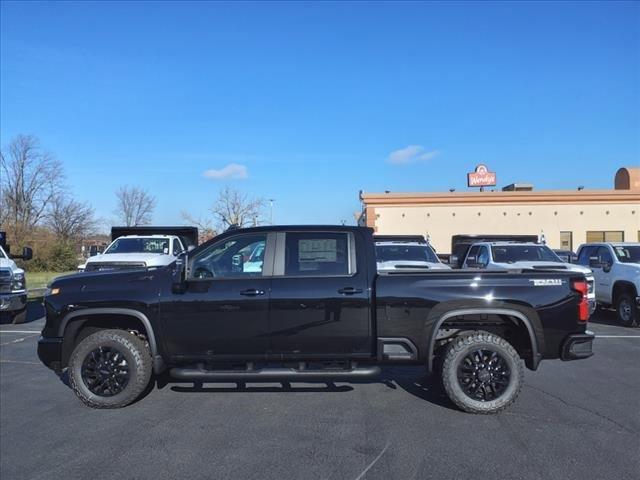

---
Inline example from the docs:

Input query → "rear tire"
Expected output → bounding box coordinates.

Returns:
[441,331,524,414]
[616,292,637,327]
[68,329,152,408]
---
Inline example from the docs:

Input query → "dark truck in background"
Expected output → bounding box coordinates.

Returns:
[38,226,594,414]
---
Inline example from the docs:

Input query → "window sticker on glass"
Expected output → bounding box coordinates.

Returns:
[299,239,338,264]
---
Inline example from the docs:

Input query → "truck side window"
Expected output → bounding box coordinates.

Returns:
[466,246,480,264]
[172,239,183,256]
[577,246,594,266]
[477,246,489,266]
[596,246,613,265]
[284,232,351,276]
[190,234,267,279]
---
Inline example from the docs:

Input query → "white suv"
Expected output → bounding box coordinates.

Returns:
[576,243,640,326]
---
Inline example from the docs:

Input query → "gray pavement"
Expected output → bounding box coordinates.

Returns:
[1,308,639,480]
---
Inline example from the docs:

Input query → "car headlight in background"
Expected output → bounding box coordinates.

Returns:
[11,272,25,291]
[44,287,61,296]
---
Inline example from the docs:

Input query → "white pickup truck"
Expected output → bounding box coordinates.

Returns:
[461,241,596,313]
[576,242,640,326]
[374,235,451,271]
[0,243,33,324]
[79,226,198,273]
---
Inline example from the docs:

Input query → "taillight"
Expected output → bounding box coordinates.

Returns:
[572,279,589,322]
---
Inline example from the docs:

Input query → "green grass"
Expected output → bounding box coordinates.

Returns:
[26,271,76,293]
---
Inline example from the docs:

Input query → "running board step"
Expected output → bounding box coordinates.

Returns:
[170,365,381,381]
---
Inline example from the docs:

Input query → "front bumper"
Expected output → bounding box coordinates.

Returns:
[37,337,63,373]
[561,331,595,361]
[0,293,27,313]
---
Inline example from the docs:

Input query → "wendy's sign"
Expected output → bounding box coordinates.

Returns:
[467,164,496,188]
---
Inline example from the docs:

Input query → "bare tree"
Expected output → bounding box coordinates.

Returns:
[0,135,64,240]
[46,195,97,242]
[114,186,156,226]
[211,186,265,229]
[179,210,218,240]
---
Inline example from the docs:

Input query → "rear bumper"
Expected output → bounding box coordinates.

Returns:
[37,337,63,373]
[0,293,27,313]
[561,331,595,361]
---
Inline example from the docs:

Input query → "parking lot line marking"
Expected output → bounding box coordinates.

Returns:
[596,335,640,338]
[0,334,40,346]
[354,442,390,480]
[0,330,41,334]
[0,360,40,365]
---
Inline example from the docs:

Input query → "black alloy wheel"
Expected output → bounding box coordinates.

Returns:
[81,346,130,396]
[457,349,511,401]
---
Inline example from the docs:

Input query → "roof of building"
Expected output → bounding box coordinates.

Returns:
[361,167,640,206]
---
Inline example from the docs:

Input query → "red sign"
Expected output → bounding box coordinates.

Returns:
[467,164,496,187]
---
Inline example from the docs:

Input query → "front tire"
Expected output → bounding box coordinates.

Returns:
[68,329,152,408]
[441,331,524,414]
[616,293,637,327]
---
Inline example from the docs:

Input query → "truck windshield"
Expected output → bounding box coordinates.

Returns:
[613,245,640,264]
[105,238,169,254]
[491,245,561,263]
[376,244,439,263]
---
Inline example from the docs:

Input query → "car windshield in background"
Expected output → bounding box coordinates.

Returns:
[105,238,169,254]
[376,244,439,263]
[491,245,561,263]
[613,245,640,264]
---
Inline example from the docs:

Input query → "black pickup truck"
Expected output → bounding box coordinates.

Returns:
[38,226,594,413]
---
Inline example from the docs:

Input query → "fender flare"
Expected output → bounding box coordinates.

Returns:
[426,307,541,372]
[58,307,158,358]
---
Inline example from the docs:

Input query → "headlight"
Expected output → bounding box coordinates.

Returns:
[44,287,61,296]
[11,272,25,291]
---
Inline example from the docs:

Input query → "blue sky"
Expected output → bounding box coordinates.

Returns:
[1,1,638,229]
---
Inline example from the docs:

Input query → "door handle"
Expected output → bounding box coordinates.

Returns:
[338,287,363,295]
[240,289,265,296]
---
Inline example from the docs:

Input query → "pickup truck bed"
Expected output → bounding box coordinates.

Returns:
[38,225,594,414]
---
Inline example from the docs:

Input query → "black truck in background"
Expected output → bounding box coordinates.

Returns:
[38,226,594,414]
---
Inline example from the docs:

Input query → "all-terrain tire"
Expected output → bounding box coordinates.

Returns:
[441,331,524,414]
[68,329,152,409]
[616,292,638,327]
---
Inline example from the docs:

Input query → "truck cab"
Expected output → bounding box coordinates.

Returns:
[374,235,451,271]
[576,242,640,326]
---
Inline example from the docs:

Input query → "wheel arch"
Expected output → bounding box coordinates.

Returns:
[612,280,638,301]
[425,306,542,372]
[59,308,161,372]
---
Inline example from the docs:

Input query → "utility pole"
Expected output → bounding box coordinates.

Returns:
[269,199,275,225]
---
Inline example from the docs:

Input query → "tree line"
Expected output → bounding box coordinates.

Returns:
[1,134,265,271]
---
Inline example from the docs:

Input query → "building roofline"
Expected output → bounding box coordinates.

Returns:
[360,188,640,206]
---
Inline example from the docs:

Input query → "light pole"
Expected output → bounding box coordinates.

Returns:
[269,199,275,225]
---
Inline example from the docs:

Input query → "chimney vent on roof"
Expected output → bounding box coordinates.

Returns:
[502,183,533,192]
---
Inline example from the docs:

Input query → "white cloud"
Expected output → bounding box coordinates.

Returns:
[387,145,439,165]
[203,163,249,180]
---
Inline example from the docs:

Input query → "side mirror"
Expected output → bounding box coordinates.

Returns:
[465,256,484,269]
[171,254,187,294]
[21,246,33,261]
[187,245,196,252]
[10,246,32,261]
[231,253,244,273]
[589,256,603,269]
[602,261,612,273]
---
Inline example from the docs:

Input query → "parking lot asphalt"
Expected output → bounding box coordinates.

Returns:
[1,308,639,480]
